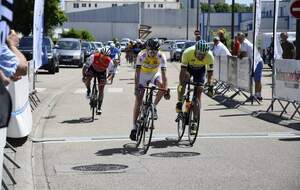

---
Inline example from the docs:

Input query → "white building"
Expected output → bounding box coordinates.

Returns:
[64,0,180,13]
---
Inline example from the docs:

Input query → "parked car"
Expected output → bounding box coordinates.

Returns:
[92,41,103,52]
[160,40,175,51]
[121,38,130,44]
[169,41,186,62]
[176,41,196,61]
[19,36,59,74]
[55,38,84,68]
[105,41,114,48]
[81,41,93,61]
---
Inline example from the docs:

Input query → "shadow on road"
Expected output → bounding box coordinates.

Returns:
[279,138,300,142]
[150,151,200,158]
[60,117,96,124]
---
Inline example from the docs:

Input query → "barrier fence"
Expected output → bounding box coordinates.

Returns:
[213,56,257,105]
[267,59,300,119]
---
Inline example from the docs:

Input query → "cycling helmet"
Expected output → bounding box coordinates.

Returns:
[109,43,115,48]
[145,38,160,50]
[195,40,209,53]
[100,47,111,56]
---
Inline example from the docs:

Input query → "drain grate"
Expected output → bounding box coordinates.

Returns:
[72,164,128,172]
[150,151,200,158]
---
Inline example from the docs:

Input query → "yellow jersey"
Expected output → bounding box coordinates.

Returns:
[181,46,214,70]
[136,50,167,73]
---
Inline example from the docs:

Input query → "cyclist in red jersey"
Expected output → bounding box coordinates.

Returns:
[82,47,116,115]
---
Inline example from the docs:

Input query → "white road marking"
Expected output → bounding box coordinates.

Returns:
[36,88,46,93]
[31,132,300,144]
[107,87,124,93]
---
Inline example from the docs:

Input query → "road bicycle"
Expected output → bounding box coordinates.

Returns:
[135,86,170,154]
[176,80,203,146]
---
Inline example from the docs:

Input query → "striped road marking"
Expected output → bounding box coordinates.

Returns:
[36,88,47,93]
[31,132,300,144]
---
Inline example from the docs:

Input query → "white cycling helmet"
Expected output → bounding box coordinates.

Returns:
[110,43,115,48]
[101,47,111,56]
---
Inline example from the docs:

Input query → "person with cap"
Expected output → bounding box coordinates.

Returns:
[212,36,231,57]
[218,29,228,48]
[237,32,264,101]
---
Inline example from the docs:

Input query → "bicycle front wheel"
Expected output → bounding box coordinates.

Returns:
[141,105,154,154]
[90,81,98,122]
[188,99,200,146]
[176,112,185,142]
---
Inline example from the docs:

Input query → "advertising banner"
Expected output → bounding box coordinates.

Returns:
[7,76,32,138]
[213,56,220,81]
[237,58,251,92]
[227,56,238,86]
[274,59,300,103]
[219,56,228,82]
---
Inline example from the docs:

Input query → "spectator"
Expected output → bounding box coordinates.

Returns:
[195,34,201,41]
[218,29,228,48]
[237,32,264,101]
[0,30,28,86]
[212,36,231,56]
[231,36,240,56]
[280,32,296,59]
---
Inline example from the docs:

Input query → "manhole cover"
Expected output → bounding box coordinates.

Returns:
[150,151,200,158]
[72,164,128,172]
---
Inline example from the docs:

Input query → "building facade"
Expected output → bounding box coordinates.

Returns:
[64,0,180,13]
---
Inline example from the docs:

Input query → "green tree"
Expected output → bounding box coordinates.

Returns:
[200,3,215,13]
[231,3,253,13]
[214,2,230,12]
[61,28,95,41]
[12,0,67,36]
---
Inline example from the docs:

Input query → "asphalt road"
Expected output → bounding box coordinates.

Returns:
[9,53,300,190]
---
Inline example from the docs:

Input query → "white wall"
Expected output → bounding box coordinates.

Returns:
[63,22,139,42]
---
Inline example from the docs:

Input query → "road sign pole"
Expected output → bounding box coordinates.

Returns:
[297,19,300,60]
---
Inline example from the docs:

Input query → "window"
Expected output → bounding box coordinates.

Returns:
[112,3,117,7]
[82,3,86,7]
[159,4,163,8]
[88,3,91,7]
[73,3,79,8]
[148,4,150,8]
[95,3,97,7]
[154,4,156,8]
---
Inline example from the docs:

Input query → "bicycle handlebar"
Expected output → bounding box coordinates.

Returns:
[139,86,169,92]
[184,81,204,87]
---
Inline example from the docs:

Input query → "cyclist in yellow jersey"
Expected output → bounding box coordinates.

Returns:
[176,40,214,113]
[130,38,168,141]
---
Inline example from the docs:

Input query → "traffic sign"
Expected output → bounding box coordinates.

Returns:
[290,0,300,19]
[194,30,200,36]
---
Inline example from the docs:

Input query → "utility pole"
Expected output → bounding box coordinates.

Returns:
[196,0,199,31]
[231,0,235,40]
[187,0,190,40]
[207,0,211,41]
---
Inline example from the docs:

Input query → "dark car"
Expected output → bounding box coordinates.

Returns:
[177,41,196,61]
[169,41,186,62]
[19,36,59,74]
[81,41,93,61]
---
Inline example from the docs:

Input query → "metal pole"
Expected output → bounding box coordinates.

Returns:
[187,0,189,40]
[271,0,277,111]
[196,0,199,31]
[207,0,211,41]
[251,0,257,105]
[231,0,235,40]
[296,19,300,60]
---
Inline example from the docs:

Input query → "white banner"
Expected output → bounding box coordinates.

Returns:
[0,0,13,51]
[273,0,283,59]
[274,59,300,103]
[219,56,228,82]
[33,0,45,71]
[253,0,262,71]
[237,58,251,92]
[227,56,238,86]
[7,75,32,138]
[213,56,220,81]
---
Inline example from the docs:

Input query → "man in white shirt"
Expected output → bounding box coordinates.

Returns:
[212,37,231,56]
[237,33,264,101]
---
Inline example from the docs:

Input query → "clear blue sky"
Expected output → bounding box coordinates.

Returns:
[225,0,252,5]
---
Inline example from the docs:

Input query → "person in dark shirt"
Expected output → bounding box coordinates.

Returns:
[280,32,296,59]
[218,29,228,48]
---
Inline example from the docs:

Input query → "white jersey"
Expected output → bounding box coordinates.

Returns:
[213,42,231,56]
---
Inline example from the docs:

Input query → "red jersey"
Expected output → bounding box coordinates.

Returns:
[92,53,112,72]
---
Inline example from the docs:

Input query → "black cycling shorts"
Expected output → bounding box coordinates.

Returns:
[86,66,107,82]
[186,66,206,84]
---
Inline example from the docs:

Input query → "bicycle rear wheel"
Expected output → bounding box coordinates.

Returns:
[176,112,185,142]
[141,105,154,154]
[90,80,98,122]
[188,99,200,146]
[135,105,145,148]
